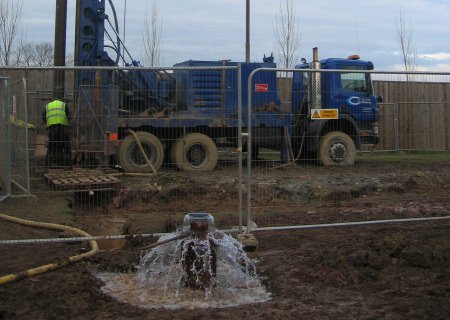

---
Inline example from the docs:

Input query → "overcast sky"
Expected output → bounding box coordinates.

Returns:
[21,0,450,71]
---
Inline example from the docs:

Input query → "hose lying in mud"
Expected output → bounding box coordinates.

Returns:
[0,213,99,286]
[127,129,157,175]
[269,128,307,171]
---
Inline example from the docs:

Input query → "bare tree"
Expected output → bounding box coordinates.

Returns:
[142,0,163,67]
[34,42,53,67]
[15,40,54,67]
[17,35,33,66]
[274,0,300,70]
[395,7,416,79]
[0,0,22,66]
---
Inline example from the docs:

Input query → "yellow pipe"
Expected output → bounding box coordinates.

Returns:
[0,213,99,286]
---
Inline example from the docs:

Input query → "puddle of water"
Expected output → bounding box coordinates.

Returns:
[96,270,271,310]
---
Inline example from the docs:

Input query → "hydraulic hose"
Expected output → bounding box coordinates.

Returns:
[127,129,157,175]
[0,214,99,286]
[108,0,121,65]
[270,128,306,170]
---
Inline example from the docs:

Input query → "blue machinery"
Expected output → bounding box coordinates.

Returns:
[73,0,379,171]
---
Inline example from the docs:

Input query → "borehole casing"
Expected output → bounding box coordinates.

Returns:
[181,212,217,290]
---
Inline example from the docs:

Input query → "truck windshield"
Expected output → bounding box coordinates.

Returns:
[341,72,373,94]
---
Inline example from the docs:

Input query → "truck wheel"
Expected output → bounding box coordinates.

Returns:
[172,133,218,171]
[118,131,164,173]
[319,131,356,166]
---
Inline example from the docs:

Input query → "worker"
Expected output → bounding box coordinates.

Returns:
[42,96,72,169]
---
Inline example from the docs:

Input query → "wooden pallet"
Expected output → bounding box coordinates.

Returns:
[43,170,121,191]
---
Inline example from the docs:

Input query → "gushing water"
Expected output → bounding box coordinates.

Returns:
[96,213,271,309]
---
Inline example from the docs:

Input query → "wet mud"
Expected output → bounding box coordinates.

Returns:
[1,160,450,319]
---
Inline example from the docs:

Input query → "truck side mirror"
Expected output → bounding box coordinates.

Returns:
[376,96,383,103]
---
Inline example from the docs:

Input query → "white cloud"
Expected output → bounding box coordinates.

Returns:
[418,53,450,61]
[381,64,408,71]
[415,63,450,71]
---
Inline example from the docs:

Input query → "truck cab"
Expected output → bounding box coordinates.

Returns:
[292,53,380,165]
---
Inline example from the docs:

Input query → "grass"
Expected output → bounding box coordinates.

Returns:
[220,149,450,164]
[358,150,450,162]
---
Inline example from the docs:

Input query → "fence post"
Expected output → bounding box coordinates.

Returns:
[394,102,400,152]
[238,64,243,232]
[246,68,254,232]
[0,77,10,203]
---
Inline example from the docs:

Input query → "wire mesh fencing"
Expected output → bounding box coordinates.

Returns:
[0,77,10,203]
[0,66,245,235]
[0,66,449,241]
[243,68,450,231]
[8,78,32,197]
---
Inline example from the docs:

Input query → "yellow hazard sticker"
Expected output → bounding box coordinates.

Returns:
[311,109,339,120]
[312,111,320,119]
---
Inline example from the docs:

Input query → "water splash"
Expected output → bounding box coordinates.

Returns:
[96,215,271,309]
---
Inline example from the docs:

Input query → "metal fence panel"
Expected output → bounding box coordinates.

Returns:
[9,78,31,195]
[0,66,449,236]
[0,77,10,202]
[75,85,120,160]
[1,66,244,223]
[244,68,450,232]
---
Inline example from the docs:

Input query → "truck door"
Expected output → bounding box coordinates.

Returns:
[336,71,378,122]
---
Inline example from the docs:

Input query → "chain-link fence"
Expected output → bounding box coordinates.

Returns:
[0,77,10,203]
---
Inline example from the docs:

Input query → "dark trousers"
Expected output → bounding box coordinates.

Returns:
[46,124,71,168]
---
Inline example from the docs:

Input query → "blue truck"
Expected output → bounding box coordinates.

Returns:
[74,0,380,172]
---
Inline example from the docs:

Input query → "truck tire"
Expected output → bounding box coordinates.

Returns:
[118,131,164,173]
[319,131,356,166]
[172,133,218,171]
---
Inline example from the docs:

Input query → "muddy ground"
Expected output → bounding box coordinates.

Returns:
[1,156,450,319]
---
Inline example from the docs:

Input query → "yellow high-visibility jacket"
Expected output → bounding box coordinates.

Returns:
[45,100,69,127]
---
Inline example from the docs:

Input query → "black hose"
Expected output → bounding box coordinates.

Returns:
[107,0,121,65]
